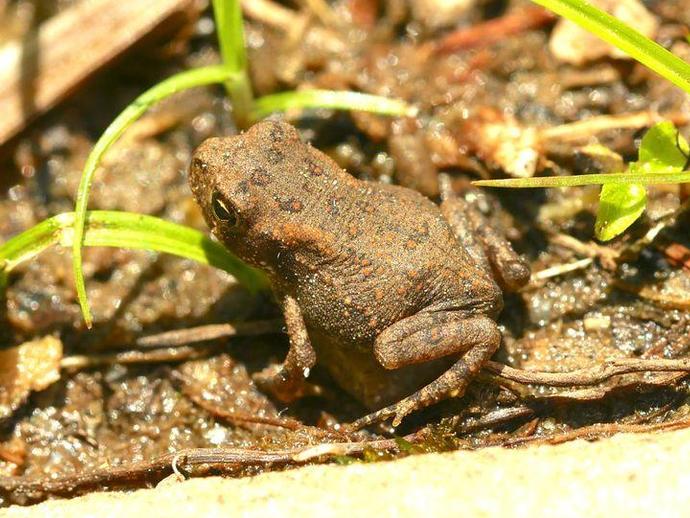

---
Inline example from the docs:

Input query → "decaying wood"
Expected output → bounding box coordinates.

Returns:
[0,0,197,145]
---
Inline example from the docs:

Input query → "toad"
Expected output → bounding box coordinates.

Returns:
[189,120,529,428]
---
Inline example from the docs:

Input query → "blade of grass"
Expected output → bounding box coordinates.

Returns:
[473,171,690,188]
[72,65,236,327]
[532,0,690,96]
[251,89,418,121]
[212,0,246,73]
[2,211,268,294]
[212,0,253,127]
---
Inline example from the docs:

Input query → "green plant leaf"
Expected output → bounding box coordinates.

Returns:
[594,122,689,240]
[638,121,689,171]
[71,65,236,327]
[2,211,268,298]
[212,0,253,127]
[595,183,647,241]
[532,0,690,96]
[252,89,418,120]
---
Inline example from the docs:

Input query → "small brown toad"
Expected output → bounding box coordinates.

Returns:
[189,120,529,428]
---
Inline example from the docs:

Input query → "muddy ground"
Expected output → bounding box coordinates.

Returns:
[1,0,690,507]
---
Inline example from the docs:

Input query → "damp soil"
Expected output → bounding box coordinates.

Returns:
[2,0,690,507]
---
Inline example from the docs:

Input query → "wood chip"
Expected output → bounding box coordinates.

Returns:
[0,0,196,145]
[0,335,62,419]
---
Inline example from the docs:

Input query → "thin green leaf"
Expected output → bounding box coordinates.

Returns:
[533,0,690,96]
[212,0,246,74]
[211,0,253,126]
[2,211,268,295]
[252,89,418,121]
[473,171,690,188]
[71,65,235,327]
[595,183,647,241]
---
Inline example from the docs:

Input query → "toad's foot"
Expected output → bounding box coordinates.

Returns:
[347,396,429,430]
[252,364,308,403]
[439,175,530,292]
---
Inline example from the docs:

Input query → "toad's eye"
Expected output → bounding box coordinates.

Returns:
[211,190,239,227]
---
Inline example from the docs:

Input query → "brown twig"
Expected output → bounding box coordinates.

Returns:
[136,319,284,348]
[548,233,619,270]
[485,358,690,387]
[528,257,593,284]
[496,416,690,447]
[456,406,535,433]
[538,111,690,143]
[483,361,689,403]
[173,370,337,436]
[431,6,556,55]
[0,438,412,505]
[60,346,213,370]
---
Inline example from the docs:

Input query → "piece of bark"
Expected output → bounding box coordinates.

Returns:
[0,0,197,145]
[0,335,62,420]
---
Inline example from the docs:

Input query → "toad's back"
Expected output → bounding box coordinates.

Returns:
[190,121,501,350]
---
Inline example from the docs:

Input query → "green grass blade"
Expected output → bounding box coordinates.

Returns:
[533,0,690,96]
[212,0,246,73]
[252,89,418,121]
[1,213,74,273]
[71,65,235,327]
[2,211,268,296]
[212,0,253,127]
[473,172,690,188]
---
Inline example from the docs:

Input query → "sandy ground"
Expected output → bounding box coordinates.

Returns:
[6,427,690,517]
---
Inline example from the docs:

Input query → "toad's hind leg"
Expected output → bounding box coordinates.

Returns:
[349,311,501,430]
[439,174,530,292]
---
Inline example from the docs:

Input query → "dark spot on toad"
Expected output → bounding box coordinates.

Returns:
[279,198,304,213]
[269,123,287,143]
[251,167,272,186]
[307,159,324,176]
[265,147,284,164]
[236,180,250,194]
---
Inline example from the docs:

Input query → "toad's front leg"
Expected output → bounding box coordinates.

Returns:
[349,310,501,430]
[252,293,317,402]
